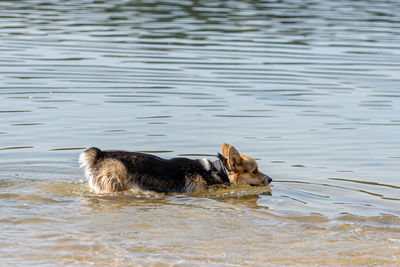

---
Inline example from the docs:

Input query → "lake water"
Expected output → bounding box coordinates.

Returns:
[1,0,400,265]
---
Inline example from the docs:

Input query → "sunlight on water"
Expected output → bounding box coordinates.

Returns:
[1,0,400,265]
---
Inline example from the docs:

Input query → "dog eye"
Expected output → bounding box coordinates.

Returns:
[243,169,248,173]
[252,169,258,175]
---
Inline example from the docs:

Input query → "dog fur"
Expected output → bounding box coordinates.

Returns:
[79,143,272,194]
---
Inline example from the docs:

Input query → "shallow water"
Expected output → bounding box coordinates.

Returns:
[1,0,400,265]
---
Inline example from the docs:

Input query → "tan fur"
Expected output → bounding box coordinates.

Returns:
[90,158,131,194]
[222,143,230,158]
[222,143,269,186]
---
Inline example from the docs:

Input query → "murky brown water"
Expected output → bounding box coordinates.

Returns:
[1,0,400,265]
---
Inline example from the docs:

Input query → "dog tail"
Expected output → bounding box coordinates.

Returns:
[79,147,103,170]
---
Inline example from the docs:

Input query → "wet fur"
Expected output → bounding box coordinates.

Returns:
[79,143,272,194]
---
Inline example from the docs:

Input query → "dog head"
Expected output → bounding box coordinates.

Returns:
[222,143,272,186]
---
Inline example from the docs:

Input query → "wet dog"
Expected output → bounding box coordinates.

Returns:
[79,143,272,194]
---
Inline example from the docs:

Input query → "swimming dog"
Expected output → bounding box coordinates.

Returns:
[79,143,272,194]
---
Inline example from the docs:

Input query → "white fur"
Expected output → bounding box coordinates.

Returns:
[200,158,211,171]
[79,152,92,179]
[79,151,97,193]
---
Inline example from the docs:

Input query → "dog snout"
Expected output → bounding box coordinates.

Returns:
[264,174,272,185]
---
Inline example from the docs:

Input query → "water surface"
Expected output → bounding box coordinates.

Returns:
[1,0,400,265]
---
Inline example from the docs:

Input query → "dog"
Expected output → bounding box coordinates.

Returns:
[79,143,272,194]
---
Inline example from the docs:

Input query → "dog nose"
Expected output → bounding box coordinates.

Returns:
[264,174,272,185]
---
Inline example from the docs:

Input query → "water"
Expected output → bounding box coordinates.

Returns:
[1,0,400,265]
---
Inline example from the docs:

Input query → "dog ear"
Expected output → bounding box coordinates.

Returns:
[227,145,241,170]
[222,143,231,158]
